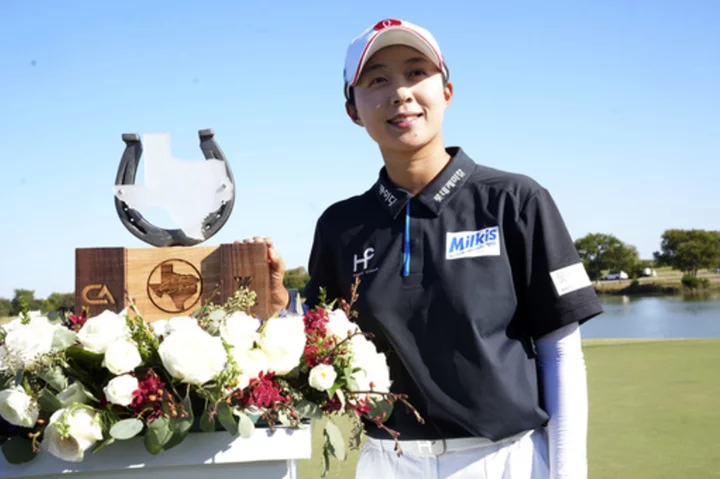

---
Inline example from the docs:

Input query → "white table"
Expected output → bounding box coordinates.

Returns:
[1,426,312,479]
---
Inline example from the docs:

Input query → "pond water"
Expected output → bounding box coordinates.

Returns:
[580,294,720,339]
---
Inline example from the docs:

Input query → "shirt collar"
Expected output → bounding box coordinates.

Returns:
[371,147,476,218]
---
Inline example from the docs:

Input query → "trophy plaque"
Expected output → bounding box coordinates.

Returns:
[75,129,271,321]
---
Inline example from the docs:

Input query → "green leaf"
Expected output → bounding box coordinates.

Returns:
[324,420,346,461]
[2,437,37,464]
[144,417,173,455]
[295,399,321,420]
[65,346,104,367]
[321,440,331,477]
[335,389,346,409]
[38,388,63,413]
[367,398,394,423]
[171,396,194,435]
[91,437,115,454]
[236,411,255,438]
[14,369,23,388]
[57,382,97,407]
[217,402,238,436]
[51,327,77,352]
[200,406,216,433]
[209,309,226,321]
[293,292,304,316]
[110,418,144,440]
[163,428,190,451]
[38,366,68,392]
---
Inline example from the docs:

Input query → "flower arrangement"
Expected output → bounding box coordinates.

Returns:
[0,280,421,476]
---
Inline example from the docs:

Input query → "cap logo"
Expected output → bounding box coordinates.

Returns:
[373,19,402,31]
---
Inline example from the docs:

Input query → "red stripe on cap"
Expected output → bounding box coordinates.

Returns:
[350,26,444,87]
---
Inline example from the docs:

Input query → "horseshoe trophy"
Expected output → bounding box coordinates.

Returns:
[74,129,271,321]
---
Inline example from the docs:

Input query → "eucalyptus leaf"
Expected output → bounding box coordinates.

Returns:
[171,396,194,435]
[296,400,323,420]
[367,398,394,423]
[51,327,77,352]
[200,407,216,433]
[236,411,255,438]
[335,389,346,409]
[91,437,115,454]
[144,417,173,455]
[110,418,144,440]
[57,382,97,407]
[324,420,346,461]
[38,388,63,413]
[292,292,304,316]
[65,346,103,367]
[209,309,226,321]
[217,402,238,436]
[1,437,37,464]
[321,445,330,478]
[38,367,68,392]
[14,369,23,388]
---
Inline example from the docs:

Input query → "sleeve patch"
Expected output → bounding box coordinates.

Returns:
[549,262,592,297]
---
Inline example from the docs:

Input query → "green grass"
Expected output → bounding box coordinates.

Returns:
[299,339,720,479]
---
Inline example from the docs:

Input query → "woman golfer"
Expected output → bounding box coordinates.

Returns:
[244,18,603,479]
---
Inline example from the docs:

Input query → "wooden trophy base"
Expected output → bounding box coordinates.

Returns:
[75,242,270,322]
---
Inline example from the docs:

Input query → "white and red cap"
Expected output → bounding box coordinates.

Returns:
[343,19,448,98]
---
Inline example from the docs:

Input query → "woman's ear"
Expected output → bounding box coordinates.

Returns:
[345,102,364,126]
[444,81,454,107]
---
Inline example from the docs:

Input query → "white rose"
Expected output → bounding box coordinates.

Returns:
[43,407,104,463]
[1,318,21,335]
[103,375,139,407]
[149,319,169,338]
[233,348,270,391]
[77,309,130,354]
[258,314,306,375]
[4,316,56,366]
[159,329,227,385]
[308,364,337,392]
[327,309,360,340]
[102,340,142,375]
[166,316,202,335]
[221,312,261,352]
[0,387,39,428]
[350,335,378,359]
[0,346,8,372]
[350,350,392,395]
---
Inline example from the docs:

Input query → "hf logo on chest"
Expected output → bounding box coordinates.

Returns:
[446,226,500,260]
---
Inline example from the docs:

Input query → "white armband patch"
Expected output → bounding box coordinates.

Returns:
[550,262,592,297]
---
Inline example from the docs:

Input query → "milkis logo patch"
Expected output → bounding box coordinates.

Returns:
[446,226,500,260]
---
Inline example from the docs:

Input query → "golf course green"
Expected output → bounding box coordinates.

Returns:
[299,339,720,478]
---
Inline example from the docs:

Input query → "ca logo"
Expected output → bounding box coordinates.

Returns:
[353,247,375,273]
[81,284,116,305]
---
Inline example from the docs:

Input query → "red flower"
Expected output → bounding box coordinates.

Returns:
[241,372,289,409]
[303,309,329,336]
[322,393,344,414]
[130,371,166,422]
[67,309,88,331]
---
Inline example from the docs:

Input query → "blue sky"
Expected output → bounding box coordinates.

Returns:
[1,1,718,299]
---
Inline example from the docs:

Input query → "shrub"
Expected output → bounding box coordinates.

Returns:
[681,275,711,289]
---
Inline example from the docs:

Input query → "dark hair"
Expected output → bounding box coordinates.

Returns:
[346,63,450,106]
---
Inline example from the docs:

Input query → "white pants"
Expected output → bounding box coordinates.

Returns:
[355,428,549,479]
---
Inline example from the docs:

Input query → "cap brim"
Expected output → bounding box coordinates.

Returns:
[351,28,442,88]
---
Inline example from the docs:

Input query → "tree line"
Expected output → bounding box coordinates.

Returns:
[2,229,717,317]
[575,228,720,282]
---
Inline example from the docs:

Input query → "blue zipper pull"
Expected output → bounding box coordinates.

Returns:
[403,201,411,277]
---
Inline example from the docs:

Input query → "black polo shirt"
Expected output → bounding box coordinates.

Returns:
[303,147,603,441]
